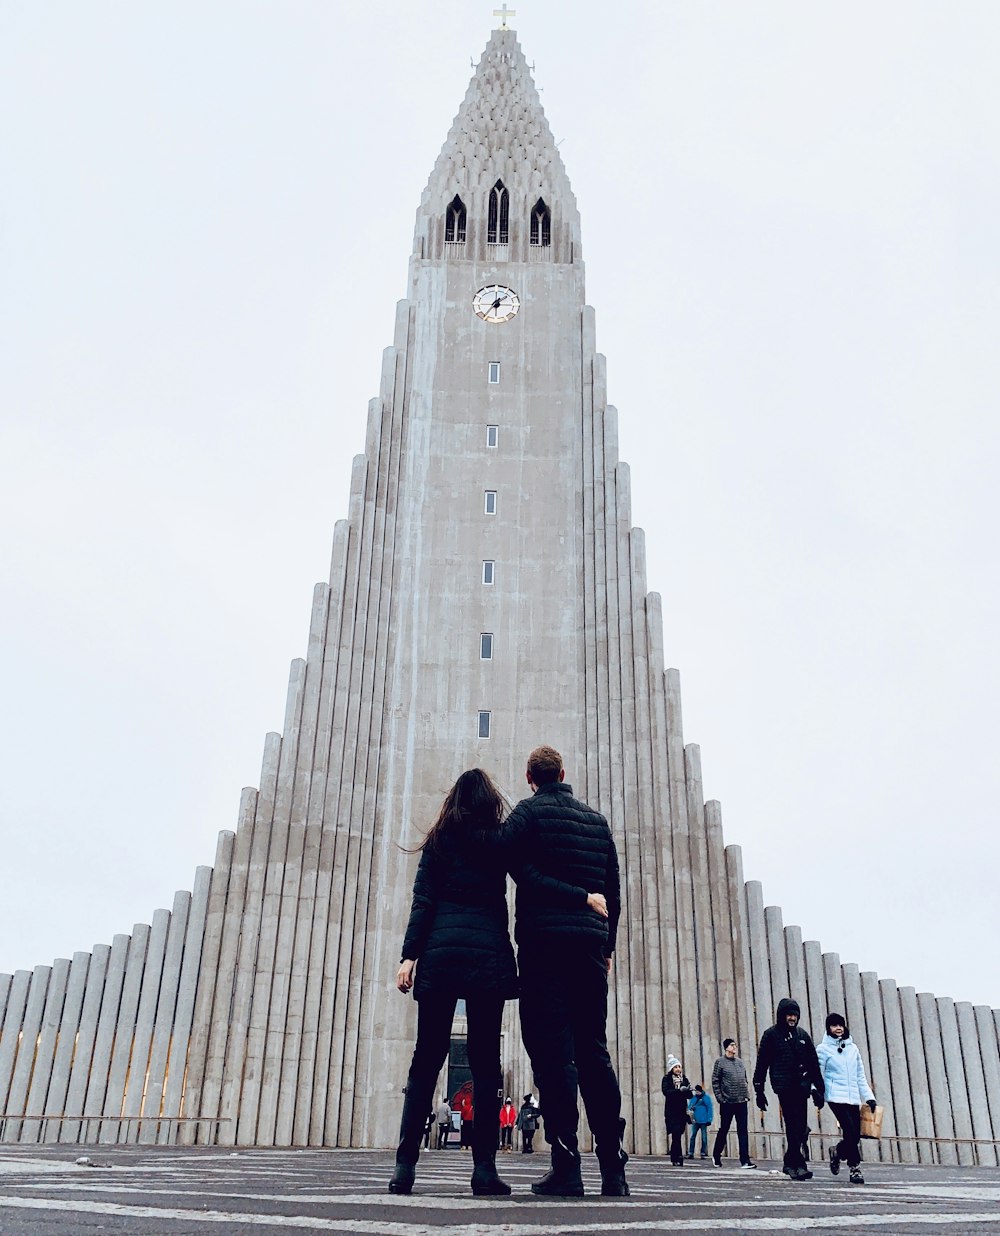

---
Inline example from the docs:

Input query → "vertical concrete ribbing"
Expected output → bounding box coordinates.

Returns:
[684,745,718,1089]
[914,991,957,1164]
[100,925,151,1142]
[706,806,738,1078]
[724,847,755,1060]
[83,935,130,1141]
[974,1006,1000,1156]
[60,946,110,1142]
[956,1002,996,1165]
[879,979,919,1163]
[241,658,307,1143]
[195,790,258,1143]
[43,952,90,1144]
[936,997,974,1165]
[898,985,937,1162]
[859,971,896,1162]
[161,866,213,1141]
[579,307,599,805]
[179,830,235,1145]
[219,733,281,1144]
[2,966,51,1142]
[345,340,412,1146]
[294,523,351,1145]
[599,408,633,1137]
[644,594,680,1155]
[628,531,663,1155]
[665,670,699,1083]
[22,960,69,1144]
[123,909,172,1143]
[263,588,330,1146]
[140,895,191,1143]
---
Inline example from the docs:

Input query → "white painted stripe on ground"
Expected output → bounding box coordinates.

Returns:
[1,1196,1000,1233]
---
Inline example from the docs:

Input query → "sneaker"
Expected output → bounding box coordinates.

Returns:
[739,1161,758,1170]
[850,1167,865,1185]
[829,1146,841,1176]
[795,1167,814,1181]
[712,1154,722,1167]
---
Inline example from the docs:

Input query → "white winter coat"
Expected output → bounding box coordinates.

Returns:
[816,1034,875,1105]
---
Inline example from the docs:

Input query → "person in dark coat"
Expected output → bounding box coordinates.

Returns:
[389,769,517,1198]
[516,1093,540,1153]
[752,997,825,1181]
[661,1056,693,1165]
[506,745,629,1199]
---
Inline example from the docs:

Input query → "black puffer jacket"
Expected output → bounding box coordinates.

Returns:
[752,998,824,1098]
[505,782,621,955]
[400,830,518,1001]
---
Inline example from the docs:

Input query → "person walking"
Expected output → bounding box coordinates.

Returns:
[435,1097,452,1149]
[817,1013,877,1186]
[686,1085,714,1160]
[499,1096,517,1152]
[516,1094,539,1153]
[506,745,629,1198]
[661,1056,692,1166]
[389,769,517,1198]
[711,1038,756,1169]
[753,998,825,1181]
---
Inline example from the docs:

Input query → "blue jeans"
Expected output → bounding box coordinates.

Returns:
[687,1122,710,1156]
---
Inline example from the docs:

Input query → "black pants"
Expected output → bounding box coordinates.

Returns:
[521,1129,535,1152]
[436,1122,450,1149]
[829,1102,863,1167]
[396,993,504,1166]
[519,942,623,1153]
[500,1125,513,1149]
[667,1127,685,1164]
[712,1101,750,1163]
[776,1089,809,1172]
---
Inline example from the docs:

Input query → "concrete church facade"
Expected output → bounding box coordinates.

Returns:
[2,30,998,1163]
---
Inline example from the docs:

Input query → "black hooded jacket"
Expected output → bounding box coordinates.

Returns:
[752,998,824,1099]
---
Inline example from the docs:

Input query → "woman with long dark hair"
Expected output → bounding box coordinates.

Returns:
[389,768,517,1197]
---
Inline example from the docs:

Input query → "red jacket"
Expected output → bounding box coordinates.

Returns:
[499,1102,517,1128]
[456,1094,474,1122]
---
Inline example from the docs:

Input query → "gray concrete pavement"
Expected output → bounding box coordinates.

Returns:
[1,1145,999,1234]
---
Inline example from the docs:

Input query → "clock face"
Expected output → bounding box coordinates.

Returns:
[473,284,520,324]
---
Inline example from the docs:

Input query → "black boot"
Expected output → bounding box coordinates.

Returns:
[531,1135,584,1197]
[387,1082,428,1194]
[471,1158,512,1196]
[387,1163,415,1195]
[596,1118,631,1197]
[470,1083,509,1196]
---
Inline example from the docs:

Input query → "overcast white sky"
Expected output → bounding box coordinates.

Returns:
[2,2,998,1014]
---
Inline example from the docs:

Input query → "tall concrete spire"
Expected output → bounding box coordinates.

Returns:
[415,28,580,263]
[0,29,997,1168]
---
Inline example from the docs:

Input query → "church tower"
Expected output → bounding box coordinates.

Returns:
[1,26,998,1164]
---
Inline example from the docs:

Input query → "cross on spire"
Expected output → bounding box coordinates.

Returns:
[493,3,516,29]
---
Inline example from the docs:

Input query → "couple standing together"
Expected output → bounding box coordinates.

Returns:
[389,746,629,1199]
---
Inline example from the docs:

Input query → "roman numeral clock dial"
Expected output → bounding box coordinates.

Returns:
[473,284,520,323]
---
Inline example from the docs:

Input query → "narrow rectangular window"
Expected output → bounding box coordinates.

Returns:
[480,633,493,660]
[488,362,500,384]
[484,490,497,515]
[486,424,498,448]
[478,710,491,739]
[482,560,495,585]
